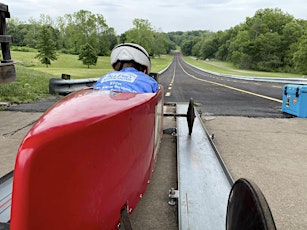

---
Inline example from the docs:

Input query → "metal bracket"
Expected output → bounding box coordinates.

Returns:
[163,127,177,135]
[164,99,196,135]
[163,128,177,142]
[168,188,179,206]
[119,207,133,230]
[187,98,196,135]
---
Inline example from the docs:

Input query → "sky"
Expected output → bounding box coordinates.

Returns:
[3,0,307,34]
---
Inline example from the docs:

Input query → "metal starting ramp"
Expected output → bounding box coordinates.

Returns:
[174,102,233,229]
[0,171,12,229]
[166,101,276,230]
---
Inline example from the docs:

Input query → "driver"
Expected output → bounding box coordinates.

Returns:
[94,43,159,93]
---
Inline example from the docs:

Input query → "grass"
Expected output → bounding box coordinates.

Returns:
[0,50,173,104]
[13,51,173,79]
[14,51,113,79]
[183,56,303,78]
[0,65,52,104]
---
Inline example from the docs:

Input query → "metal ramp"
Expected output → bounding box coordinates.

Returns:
[175,103,233,229]
[0,171,13,223]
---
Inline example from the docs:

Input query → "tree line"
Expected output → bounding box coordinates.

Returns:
[7,8,307,74]
[171,8,307,74]
[8,10,177,56]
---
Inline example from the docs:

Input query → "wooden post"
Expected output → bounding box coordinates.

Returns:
[0,3,16,83]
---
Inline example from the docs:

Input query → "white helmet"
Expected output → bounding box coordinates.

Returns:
[110,43,151,73]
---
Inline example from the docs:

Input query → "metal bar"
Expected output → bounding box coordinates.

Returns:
[163,113,186,117]
[176,102,232,229]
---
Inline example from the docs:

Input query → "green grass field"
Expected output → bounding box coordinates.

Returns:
[0,51,173,104]
[183,56,302,78]
[13,51,173,79]
[0,50,303,105]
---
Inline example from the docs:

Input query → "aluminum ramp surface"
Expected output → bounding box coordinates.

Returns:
[176,103,232,230]
[0,171,13,223]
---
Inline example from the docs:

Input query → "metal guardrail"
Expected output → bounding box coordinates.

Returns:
[190,63,307,85]
[49,77,98,95]
[219,74,307,85]
[49,72,162,95]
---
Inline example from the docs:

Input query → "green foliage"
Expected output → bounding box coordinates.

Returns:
[35,25,57,67]
[58,10,113,55]
[78,43,98,68]
[8,10,175,61]
[8,10,117,56]
[11,46,36,52]
[293,35,307,74]
[178,8,307,74]
[125,19,154,54]
[122,18,175,57]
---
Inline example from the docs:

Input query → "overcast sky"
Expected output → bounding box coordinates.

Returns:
[3,0,307,34]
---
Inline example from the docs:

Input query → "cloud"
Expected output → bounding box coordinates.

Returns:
[2,0,307,34]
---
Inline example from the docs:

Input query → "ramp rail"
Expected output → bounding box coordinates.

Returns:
[174,102,233,229]
[0,171,12,229]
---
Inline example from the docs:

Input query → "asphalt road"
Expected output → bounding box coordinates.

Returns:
[6,52,285,118]
[159,53,285,118]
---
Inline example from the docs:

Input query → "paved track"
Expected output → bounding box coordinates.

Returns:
[159,53,284,117]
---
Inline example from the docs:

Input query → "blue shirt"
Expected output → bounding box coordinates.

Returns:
[93,68,159,93]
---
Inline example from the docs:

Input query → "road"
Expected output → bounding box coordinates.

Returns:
[159,52,284,118]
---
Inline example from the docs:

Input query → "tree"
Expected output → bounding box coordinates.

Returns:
[78,43,98,68]
[57,10,112,55]
[281,20,305,70]
[125,19,155,55]
[293,35,307,74]
[227,30,252,68]
[35,25,57,67]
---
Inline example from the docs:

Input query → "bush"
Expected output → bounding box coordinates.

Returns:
[11,46,36,52]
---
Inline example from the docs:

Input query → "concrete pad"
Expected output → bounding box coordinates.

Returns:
[203,116,307,230]
[0,111,42,176]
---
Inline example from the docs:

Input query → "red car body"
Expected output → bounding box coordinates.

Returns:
[10,88,164,229]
